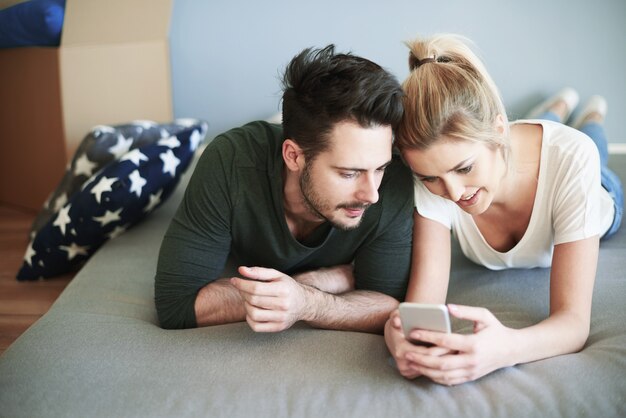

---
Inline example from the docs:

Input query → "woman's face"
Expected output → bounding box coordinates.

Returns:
[402,138,506,215]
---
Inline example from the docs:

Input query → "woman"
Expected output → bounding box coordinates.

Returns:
[384,34,623,386]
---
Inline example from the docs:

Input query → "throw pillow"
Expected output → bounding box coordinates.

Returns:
[30,119,207,234]
[17,120,207,280]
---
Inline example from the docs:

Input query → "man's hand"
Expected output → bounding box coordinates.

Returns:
[230,266,314,332]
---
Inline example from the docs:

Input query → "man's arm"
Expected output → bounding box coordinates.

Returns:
[231,266,399,334]
[194,264,358,327]
[194,279,246,326]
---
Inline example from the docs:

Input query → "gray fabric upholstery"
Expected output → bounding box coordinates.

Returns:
[1,152,625,418]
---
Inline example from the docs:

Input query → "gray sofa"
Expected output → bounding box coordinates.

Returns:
[1,151,625,418]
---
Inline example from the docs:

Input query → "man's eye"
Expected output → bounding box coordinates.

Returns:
[340,172,357,179]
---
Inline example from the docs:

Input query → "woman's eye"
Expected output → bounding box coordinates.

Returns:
[457,165,473,174]
[420,177,437,183]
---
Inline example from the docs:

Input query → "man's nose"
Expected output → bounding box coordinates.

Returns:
[356,173,379,204]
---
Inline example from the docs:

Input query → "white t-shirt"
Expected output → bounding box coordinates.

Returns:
[413,120,615,270]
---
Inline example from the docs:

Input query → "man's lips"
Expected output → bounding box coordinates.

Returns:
[339,204,369,218]
[343,208,365,217]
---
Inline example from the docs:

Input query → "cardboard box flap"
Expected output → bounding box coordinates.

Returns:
[62,0,172,46]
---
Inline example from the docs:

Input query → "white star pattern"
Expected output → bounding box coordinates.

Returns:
[175,118,195,127]
[107,225,127,240]
[190,130,202,151]
[120,149,148,166]
[53,204,72,235]
[143,189,163,213]
[24,241,36,266]
[91,125,115,138]
[90,176,118,203]
[157,136,181,148]
[129,170,147,197]
[93,208,122,226]
[73,153,97,177]
[160,150,180,177]
[53,193,68,212]
[109,134,133,159]
[59,242,89,260]
[132,120,157,129]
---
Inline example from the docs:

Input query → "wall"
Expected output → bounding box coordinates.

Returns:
[169,0,626,144]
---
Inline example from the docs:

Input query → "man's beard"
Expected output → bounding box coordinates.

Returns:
[299,164,370,231]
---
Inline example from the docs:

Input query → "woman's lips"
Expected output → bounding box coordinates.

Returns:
[456,189,480,208]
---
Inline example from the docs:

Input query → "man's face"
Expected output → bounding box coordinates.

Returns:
[299,120,393,230]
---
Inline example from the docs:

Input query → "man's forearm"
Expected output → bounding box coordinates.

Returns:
[195,268,399,334]
[194,278,246,327]
[301,287,399,334]
[293,264,354,294]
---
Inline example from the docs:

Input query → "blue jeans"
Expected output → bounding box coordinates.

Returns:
[540,111,623,239]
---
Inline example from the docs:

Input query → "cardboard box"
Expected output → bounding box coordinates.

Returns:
[0,0,173,210]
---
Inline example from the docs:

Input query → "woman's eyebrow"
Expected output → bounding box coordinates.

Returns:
[412,156,474,178]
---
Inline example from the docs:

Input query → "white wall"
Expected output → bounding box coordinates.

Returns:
[169,0,626,143]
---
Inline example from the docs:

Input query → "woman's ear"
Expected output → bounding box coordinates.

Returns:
[494,114,507,135]
[282,139,305,172]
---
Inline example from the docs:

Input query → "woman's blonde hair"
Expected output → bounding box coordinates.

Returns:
[397,34,509,158]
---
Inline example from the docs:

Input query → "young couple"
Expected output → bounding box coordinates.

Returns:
[154,34,623,385]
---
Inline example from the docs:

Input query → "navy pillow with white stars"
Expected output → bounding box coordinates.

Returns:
[17,120,207,280]
[30,119,207,234]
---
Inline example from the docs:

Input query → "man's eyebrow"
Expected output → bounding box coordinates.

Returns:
[413,157,473,178]
[332,159,394,172]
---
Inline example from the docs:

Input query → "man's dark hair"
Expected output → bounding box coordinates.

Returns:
[281,45,404,161]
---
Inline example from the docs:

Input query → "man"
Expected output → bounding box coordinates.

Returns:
[155,45,414,333]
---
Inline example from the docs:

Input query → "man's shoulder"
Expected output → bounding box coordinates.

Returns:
[211,120,282,149]
[197,121,283,168]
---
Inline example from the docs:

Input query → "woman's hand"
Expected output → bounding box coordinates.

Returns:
[405,304,517,386]
[384,310,450,380]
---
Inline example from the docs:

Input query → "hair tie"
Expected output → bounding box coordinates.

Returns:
[409,54,438,70]
[418,57,436,65]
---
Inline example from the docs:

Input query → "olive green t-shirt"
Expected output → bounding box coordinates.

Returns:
[155,121,414,329]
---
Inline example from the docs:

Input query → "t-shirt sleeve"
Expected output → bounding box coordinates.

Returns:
[352,161,414,300]
[413,178,454,229]
[552,136,607,244]
[154,137,235,329]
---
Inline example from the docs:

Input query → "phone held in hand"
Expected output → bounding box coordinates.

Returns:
[398,303,451,337]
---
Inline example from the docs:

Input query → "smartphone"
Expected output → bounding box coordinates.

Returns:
[398,303,451,337]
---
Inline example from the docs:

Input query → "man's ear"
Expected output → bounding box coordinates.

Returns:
[282,139,306,172]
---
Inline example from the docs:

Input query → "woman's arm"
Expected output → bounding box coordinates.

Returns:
[405,211,452,303]
[403,235,599,385]
[511,235,599,361]
[384,210,453,379]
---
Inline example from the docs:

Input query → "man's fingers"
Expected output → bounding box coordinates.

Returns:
[238,266,283,281]
[230,277,276,296]
[244,302,288,322]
